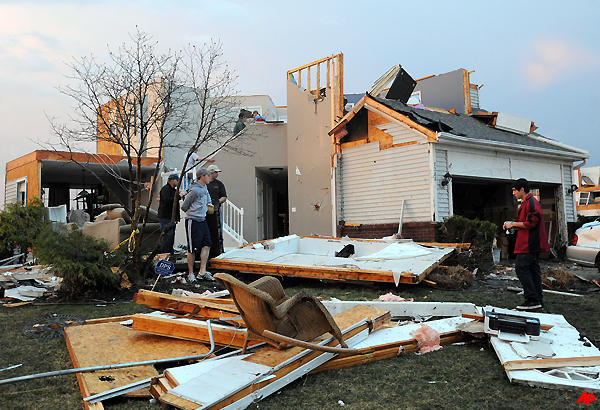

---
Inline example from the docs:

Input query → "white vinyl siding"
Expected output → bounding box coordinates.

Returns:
[434,148,451,221]
[4,177,27,205]
[339,124,431,224]
[562,164,576,223]
[470,87,479,111]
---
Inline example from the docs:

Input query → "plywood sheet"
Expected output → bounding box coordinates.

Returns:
[64,321,211,403]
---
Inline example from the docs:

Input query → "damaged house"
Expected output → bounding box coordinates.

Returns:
[330,68,588,252]
[212,60,588,255]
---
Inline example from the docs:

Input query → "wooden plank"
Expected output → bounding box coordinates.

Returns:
[131,313,256,348]
[504,356,600,371]
[419,242,470,248]
[287,55,337,75]
[133,289,241,322]
[210,258,397,282]
[64,321,211,406]
[85,316,131,325]
[312,331,470,373]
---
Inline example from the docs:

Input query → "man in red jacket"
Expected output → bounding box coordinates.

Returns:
[503,178,549,310]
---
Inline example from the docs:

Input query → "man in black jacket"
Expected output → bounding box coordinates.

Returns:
[157,174,181,255]
[206,165,227,258]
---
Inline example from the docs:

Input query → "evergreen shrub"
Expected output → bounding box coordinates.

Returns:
[34,226,127,296]
[0,198,47,260]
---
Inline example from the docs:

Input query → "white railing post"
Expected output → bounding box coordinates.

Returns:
[222,199,245,247]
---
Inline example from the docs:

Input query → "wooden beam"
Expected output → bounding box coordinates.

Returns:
[577,185,600,192]
[133,289,241,322]
[504,356,600,371]
[463,69,472,115]
[131,314,253,348]
[287,55,339,76]
[312,331,470,373]
[364,95,438,142]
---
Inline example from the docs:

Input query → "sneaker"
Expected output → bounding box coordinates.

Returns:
[516,300,542,310]
[187,273,196,282]
[201,271,215,281]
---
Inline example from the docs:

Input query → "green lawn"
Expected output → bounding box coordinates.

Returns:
[0,281,598,410]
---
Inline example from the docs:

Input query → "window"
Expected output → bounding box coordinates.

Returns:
[16,180,27,205]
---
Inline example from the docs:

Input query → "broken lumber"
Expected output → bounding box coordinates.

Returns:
[131,312,255,348]
[503,356,600,371]
[153,306,390,409]
[133,289,241,323]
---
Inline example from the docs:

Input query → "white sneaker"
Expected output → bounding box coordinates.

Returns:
[201,272,215,281]
[187,273,196,282]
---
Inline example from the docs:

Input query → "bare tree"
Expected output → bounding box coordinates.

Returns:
[46,30,252,282]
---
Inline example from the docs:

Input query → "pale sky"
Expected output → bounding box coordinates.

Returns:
[1,0,599,205]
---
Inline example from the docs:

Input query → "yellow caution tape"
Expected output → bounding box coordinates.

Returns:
[109,229,139,254]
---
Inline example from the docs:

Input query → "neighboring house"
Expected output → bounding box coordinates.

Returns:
[574,166,600,217]
[4,150,158,218]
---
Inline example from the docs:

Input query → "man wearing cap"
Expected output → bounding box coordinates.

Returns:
[157,174,181,255]
[181,167,214,281]
[206,164,227,258]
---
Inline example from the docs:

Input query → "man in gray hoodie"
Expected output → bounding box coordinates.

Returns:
[180,167,215,281]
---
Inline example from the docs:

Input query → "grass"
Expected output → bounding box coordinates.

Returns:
[0,279,599,410]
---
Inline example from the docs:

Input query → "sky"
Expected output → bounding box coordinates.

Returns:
[1,0,599,205]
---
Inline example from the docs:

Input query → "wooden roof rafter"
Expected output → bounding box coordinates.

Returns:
[363,96,438,142]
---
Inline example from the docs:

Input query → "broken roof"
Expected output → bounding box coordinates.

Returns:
[331,94,589,160]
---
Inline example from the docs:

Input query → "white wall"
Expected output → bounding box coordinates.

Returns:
[339,122,431,224]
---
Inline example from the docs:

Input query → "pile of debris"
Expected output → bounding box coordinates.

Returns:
[1,272,592,409]
[0,264,59,304]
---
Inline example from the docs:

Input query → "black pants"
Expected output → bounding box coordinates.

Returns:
[206,211,222,259]
[515,253,543,304]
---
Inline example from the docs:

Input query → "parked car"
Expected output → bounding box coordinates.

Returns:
[566,218,600,271]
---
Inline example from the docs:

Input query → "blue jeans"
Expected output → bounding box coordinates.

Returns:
[159,218,176,254]
[515,253,543,304]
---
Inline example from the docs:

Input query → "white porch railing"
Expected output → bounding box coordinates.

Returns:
[222,199,245,246]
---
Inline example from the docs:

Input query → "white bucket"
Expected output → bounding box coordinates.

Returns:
[493,248,501,264]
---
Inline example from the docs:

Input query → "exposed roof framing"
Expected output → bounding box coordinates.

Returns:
[330,95,588,160]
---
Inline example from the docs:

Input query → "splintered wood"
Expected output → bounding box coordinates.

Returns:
[131,312,256,348]
[153,305,391,409]
[133,289,242,325]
